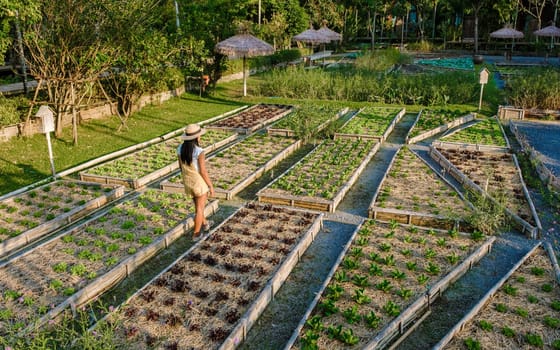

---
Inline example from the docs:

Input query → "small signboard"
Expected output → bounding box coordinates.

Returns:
[479,68,489,85]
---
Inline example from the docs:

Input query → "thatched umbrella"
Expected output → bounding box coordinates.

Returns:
[490,27,524,60]
[292,27,329,44]
[489,27,524,39]
[317,22,342,42]
[534,24,560,37]
[215,33,274,96]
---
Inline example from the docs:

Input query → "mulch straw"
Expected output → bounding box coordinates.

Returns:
[445,248,560,349]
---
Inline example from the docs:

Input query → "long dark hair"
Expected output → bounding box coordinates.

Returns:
[179,139,199,165]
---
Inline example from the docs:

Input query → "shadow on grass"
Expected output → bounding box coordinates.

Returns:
[0,157,46,195]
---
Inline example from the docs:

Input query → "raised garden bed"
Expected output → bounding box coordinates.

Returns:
[333,107,406,142]
[0,180,124,258]
[441,116,509,149]
[160,133,301,200]
[437,243,560,349]
[208,104,293,134]
[257,138,380,212]
[267,104,348,138]
[369,147,473,231]
[407,109,474,144]
[79,130,237,189]
[430,146,541,237]
[0,189,218,336]
[286,219,495,350]
[107,202,322,349]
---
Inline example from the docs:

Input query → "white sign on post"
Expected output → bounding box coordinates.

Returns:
[36,105,56,177]
[478,68,490,111]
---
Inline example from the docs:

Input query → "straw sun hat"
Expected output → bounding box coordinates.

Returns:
[181,124,205,140]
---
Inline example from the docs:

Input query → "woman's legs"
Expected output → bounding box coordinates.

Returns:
[193,193,207,235]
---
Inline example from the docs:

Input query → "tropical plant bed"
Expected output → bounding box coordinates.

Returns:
[160,133,301,200]
[0,180,124,258]
[407,109,474,144]
[437,243,560,350]
[0,189,218,336]
[369,146,473,231]
[286,219,495,350]
[430,146,540,237]
[267,104,348,138]
[333,107,406,142]
[441,116,509,148]
[257,138,380,212]
[79,130,237,189]
[208,104,293,134]
[108,202,323,350]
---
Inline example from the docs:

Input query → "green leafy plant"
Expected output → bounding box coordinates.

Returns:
[397,288,413,300]
[342,257,360,270]
[353,288,372,305]
[525,333,544,347]
[369,263,383,276]
[478,320,493,331]
[383,300,400,317]
[515,307,528,318]
[343,305,361,324]
[545,316,560,329]
[503,284,517,296]
[300,330,320,350]
[464,337,481,350]
[502,326,515,338]
[305,315,324,332]
[426,262,440,275]
[52,262,68,273]
[391,269,406,280]
[339,328,359,345]
[495,303,507,312]
[542,283,553,292]
[352,274,370,287]
[326,284,344,301]
[364,311,381,329]
[318,298,339,316]
[417,274,429,285]
[334,270,350,283]
[375,279,393,293]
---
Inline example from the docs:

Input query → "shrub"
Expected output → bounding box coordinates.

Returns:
[0,95,28,127]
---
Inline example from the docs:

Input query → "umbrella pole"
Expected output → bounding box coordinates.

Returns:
[243,56,247,97]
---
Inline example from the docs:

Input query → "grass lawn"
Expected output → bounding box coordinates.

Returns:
[0,94,244,195]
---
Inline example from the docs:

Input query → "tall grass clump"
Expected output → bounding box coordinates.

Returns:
[507,68,560,110]
[254,66,477,106]
[355,47,412,71]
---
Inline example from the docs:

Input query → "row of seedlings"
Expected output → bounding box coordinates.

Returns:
[0,180,124,258]
[266,103,349,138]
[286,218,495,349]
[207,104,294,134]
[439,115,510,150]
[160,133,302,199]
[333,107,406,142]
[435,242,560,349]
[429,144,541,237]
[0,189,218,336]
[79,129,237,189]
[102,202,323,349]
[406,109,475,144]
[257,137,380,212]
[368,146,473,231]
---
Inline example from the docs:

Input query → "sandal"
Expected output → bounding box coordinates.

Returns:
[203,220,214,232]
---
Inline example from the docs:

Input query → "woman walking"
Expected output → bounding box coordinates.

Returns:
[177,124,214,240]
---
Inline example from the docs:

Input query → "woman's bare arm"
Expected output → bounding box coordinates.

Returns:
[198,152,214,196]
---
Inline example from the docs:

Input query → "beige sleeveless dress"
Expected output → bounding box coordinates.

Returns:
[177,145,209,197]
